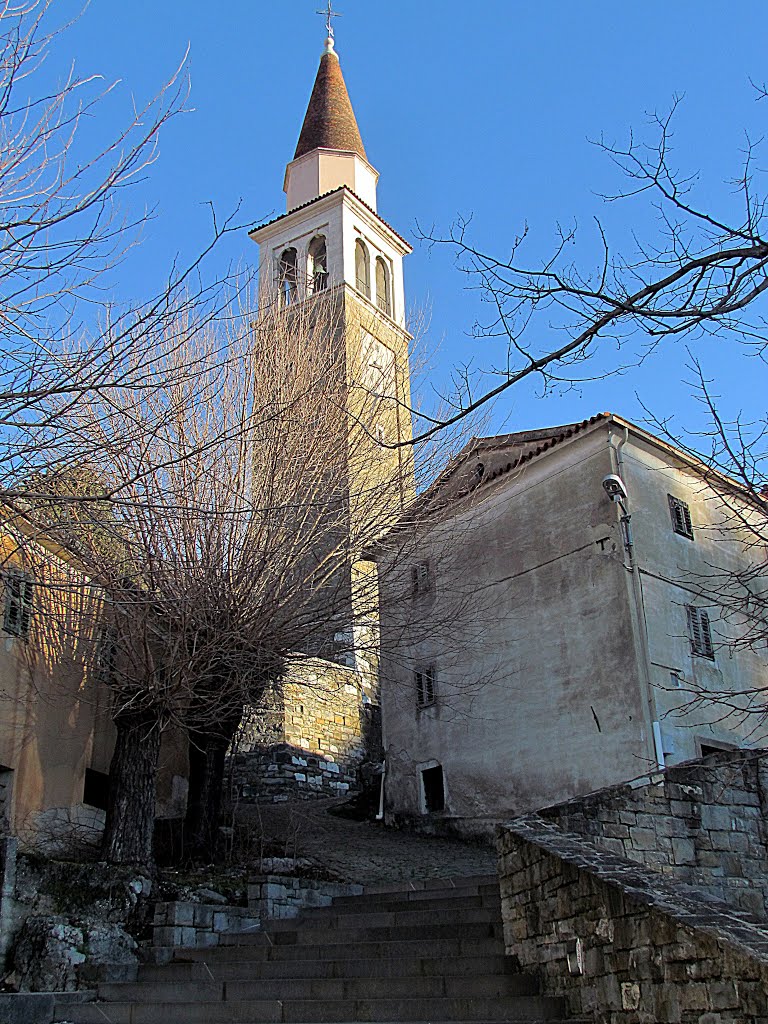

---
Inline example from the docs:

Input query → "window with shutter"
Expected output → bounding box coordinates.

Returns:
[411,560,431,597]
[686,605,715,659]
[375,257,392,316]
[3,571,33,639]
[668,494,694,539]
[415,665,436,708]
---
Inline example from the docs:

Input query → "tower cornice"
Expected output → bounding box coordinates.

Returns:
[249,186,412,256]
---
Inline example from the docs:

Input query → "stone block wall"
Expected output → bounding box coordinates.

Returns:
[232,658,382,803]
[247,875,362,920]
[537,749,768,919]
[498,817,768,1023]
[152,901,260,951]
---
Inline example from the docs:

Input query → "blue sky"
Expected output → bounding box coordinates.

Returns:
[49,1,768,442]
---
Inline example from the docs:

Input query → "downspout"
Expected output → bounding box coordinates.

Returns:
[375,759,386,821]
[608,425,664,772]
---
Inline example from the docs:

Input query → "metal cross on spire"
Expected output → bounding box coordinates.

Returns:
[317,1,342,41]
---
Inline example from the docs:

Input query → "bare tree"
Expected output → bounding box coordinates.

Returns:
[416,96,768,442]
[18,288,440,866]
[0,0,248,499]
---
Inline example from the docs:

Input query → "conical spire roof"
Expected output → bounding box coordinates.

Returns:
[294,45,367,162]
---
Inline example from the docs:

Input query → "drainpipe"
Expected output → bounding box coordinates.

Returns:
[608,426,664,772]
[375,760,386,821]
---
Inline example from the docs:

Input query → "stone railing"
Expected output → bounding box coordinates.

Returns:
[498,816,768,1022]
[537,748,768,920]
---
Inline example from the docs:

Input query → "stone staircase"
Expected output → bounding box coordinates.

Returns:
[55,874,579,1023]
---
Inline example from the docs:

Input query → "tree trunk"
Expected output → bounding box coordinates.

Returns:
[101,708,162,869]
[183,709,243,862]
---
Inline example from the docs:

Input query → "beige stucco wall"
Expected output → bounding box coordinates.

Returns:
[615,430,768,759]
[0,534,116,850]
[379,425,649,825]
[378,420,768,827]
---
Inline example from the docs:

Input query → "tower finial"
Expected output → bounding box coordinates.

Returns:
[317,1,342,54]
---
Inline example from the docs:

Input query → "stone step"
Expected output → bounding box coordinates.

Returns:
[332,883,500,907]
[59,993,566,1023]
[219,921,502,948]
[100,973,538,1004]
[310,894,501,916]
[360,874,498,895]
[176,935,505,963]
[140,953,519,984]
[266,907,502,932]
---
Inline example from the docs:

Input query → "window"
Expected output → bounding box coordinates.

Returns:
[375,256,392,316]
[355,239,371,299]
[3,570,33,638]
[421,764,445,812]
[278,248,299,307]
[83,768,110,812]
[308,236,328,295]
[668,494,694,539]
[415,665,436,708]
[411,560,432,597]
[686,605,715,660]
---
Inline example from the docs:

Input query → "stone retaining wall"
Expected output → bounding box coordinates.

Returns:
[537,749,768,920]
[498,816,768,1023]
[230,743,359,804]
[153,876,362,948]
[152,901,260,950]
[231,661,382,804]
[247,874,362,920]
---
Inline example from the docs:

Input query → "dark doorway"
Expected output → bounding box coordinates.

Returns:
[421,764,445,813]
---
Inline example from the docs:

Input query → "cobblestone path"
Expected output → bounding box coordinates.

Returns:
[238,798,497,884]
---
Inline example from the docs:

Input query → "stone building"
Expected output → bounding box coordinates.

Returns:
[375,413,768,830]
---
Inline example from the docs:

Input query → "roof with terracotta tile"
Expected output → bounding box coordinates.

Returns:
[294,51,367,161]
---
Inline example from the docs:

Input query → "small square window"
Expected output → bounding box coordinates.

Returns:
[686,605,715,660]
[3,571,33,639]
[670,671,684,689]
[668,495,694,539]
[411,561,432,598]
[415,665,436,708]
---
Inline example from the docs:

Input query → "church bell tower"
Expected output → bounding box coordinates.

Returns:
[249,25,414,507]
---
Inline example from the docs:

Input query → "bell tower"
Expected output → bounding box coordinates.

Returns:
[249,27,414,506]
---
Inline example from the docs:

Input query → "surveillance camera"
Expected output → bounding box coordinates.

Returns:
[602,474,628,504]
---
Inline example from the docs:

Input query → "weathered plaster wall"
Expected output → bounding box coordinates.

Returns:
[537,749,768,919]
[618,433,768,760]
[0,544,116,851]
[498,817,768,1023]
[379,426,651,825]
[378,420,768,830]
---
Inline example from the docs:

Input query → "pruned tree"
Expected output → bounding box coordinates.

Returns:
[19,288,440,867]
